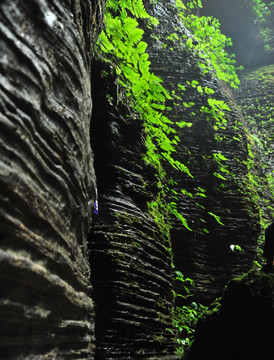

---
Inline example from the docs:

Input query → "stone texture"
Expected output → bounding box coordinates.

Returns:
[234,65,274,224]
[185,270,274,360]
[143,0,260,303]
[1,0,272,358]
[0,0,104,358]
[200,0,274,246]
[89,60,177,360]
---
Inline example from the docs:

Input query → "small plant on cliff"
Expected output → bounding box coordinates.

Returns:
[243,0,274,51]
[176,0,242,88]
[168,270,208,358]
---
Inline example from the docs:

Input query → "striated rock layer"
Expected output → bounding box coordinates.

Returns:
[0,0,104,358]
[234,65,274,224]
[201,0,274,242]
[89,60,176,360]
[143,0,260,303]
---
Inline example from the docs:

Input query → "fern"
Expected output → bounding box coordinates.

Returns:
[97,0,196,231]
[183,13,241,88]
[97,0,245,233]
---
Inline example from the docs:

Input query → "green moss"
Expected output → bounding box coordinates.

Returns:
[199,298,221,322]
[243,64,274,84]
[113,210,139,225]
[152,334,168,343]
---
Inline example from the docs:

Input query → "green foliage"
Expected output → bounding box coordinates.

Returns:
[230,244,244,252]
[178,2,242,88]
[208,211,225,226]
[98,0,270,242]
[168,270,208,358]
[200,98,231,131]
[243,0,271,22]
[147,196,171,241]
[97,0,245,236]
[96,0,273,354]
[98,0,194,229]
[237,68,274,265]
[243,0,274,51]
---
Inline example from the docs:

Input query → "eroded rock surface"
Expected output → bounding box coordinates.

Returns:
[89,60,177,360]
[234,65,274,223]
[0,0,104,358]
[144,0,259,303]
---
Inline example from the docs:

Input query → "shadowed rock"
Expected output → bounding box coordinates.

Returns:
[89,60,177,360]
[143,0,260,303]
[0,0,104,358]
[186,270,274,360]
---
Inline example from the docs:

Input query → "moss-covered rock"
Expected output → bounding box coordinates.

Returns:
[186,270,274,360]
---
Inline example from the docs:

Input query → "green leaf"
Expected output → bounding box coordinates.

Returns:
[230,244,244,252]
[208,211,225,225]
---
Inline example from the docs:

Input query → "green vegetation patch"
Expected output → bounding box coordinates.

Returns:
[243,64,274,84]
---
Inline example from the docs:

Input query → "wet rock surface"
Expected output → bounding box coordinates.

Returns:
[186,270,274,360]
[200,0,274,247]
[0,0,273,358]
[0,0,104,358]
[234,65,274,221]
[144,0,260,303]
[89,60,177,360]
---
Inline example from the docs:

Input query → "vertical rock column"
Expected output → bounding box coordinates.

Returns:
[0,0,104,358]
[234,65,274,223]
[200,0,274,230]
[89,61,176,360]
[143,0,260,303]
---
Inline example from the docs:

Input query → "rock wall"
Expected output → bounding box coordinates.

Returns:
[89,60,176,360]
[185,271,274,360]
[0,0,272,358]
[201,0,274,234]
[0,0,104,358]
[143,0,260,303]
[234,65,274,224]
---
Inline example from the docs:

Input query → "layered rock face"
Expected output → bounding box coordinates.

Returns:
[0,0,272,358]
[0,1,104,358]
[89,60,176,360]
[201,0,274,233]
[144,0,260,303]
[186,271,274,360]
[0,2,177,358]
[234,65,274,223]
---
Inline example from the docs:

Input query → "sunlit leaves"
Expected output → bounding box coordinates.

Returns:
[181,10,241,88]
[230,244,244,252]
[98,0,197,231]
[169,202,192,231]
[208,211,225,225]
[97,0,241,233]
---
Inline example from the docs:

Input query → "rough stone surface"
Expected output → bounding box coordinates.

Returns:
[144,0,260,303]
[0,1,104,358]
[89,60,177,360]
[1,0,273,358]
[234,65,274,224]
[201,0,274,242]
[185,270,274,360]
